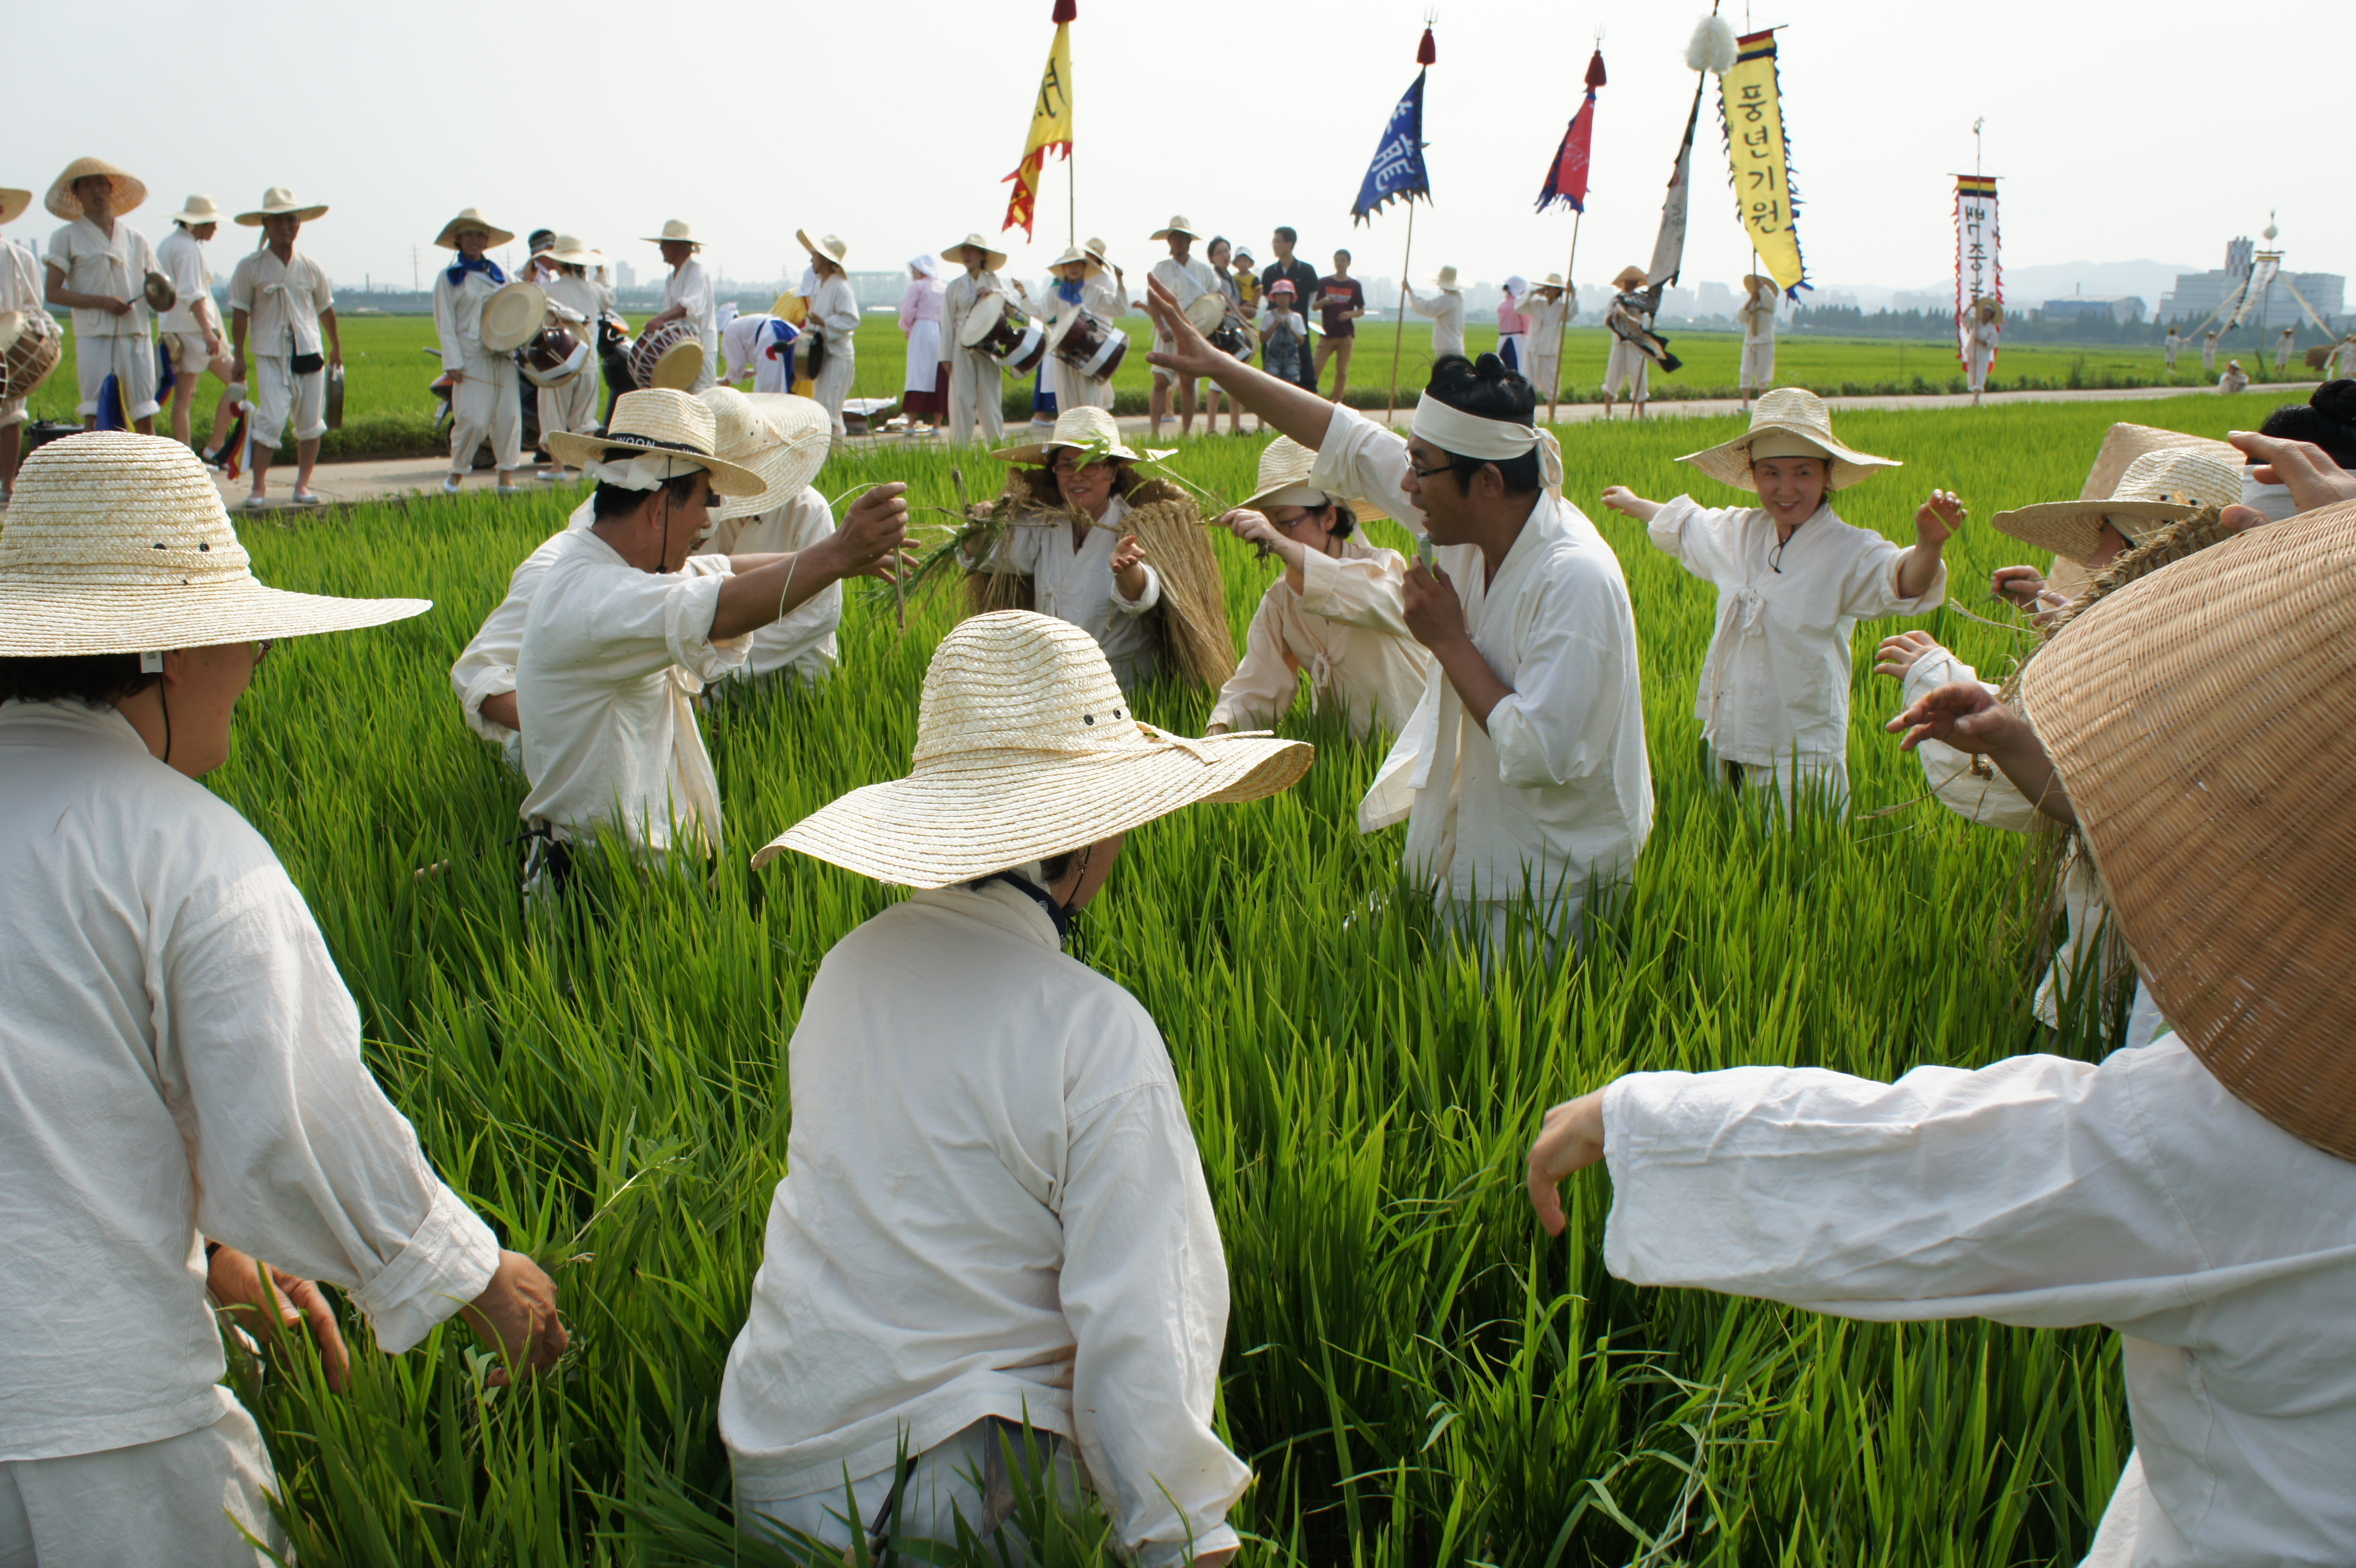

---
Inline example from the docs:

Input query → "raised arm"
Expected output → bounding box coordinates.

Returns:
[1144,277,1331,447]
[709,484,910,641]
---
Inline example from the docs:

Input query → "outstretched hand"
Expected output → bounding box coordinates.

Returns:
[1884,680,2021,754]
[1526,1091,1608,1237]
[1915,488,1966,546]
[2230,430,2356,513]
[1872,629,1943,682]
[1142,277,1229,382]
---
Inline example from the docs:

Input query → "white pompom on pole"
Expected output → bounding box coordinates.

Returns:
[1688,13,1738,75]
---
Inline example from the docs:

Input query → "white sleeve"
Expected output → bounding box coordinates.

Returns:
[1484,566,1637,790]
[449,545,562,742]
[1298,546,1410,638]
[572,568,744,684]
[1059,1083,1249,1566]
[1208,592,1301,733]
[433,276,464,368]
[1899,649,2043,832]
[1108,559,1161,616]
[1307,402,1428,539]
[1839,532,1946,618]
[1644,495,1741,586]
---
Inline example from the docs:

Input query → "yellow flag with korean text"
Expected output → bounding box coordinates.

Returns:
[1001,7,1075,241]
[1720,29,1806,295]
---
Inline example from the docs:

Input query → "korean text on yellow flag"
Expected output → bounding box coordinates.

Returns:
[1002,23,1074,240]
[1722,29,1805,293]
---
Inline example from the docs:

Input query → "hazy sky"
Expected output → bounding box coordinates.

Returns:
[8,0,2342,300]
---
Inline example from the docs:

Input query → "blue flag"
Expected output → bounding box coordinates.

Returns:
[1351,69,1430,225]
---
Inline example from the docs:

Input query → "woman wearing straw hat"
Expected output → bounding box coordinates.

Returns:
[722,610,1307,1565]
[641,219,716,394]
[1602,387,1955,816]
[1038,242,1127,415]
[1965,295,2003,405]
[226,188,338,508]
[691,388,843,687]
[1404,264,1467,361]
[512,390,908,885]
[42,157,162,434]
[0,183,57,498]
[0,434,568,1567]
[433,207,524,495]
[1147,215,1220,440]
[534,235,614,466]
[1208,437,1432,741]
[1601,264,1663,419]
[1736,273,1778,408]
[1532,499,2356,1566]
[153,194,244,457]
[797,230,860,437]
[1520,273,1572,414]
[941,232,1010,446]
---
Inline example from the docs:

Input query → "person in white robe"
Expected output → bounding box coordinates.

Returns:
[512,391,907,886]
[1145,278,1653,960]
[1207,437,1431,740]
[723,608,1311,1566]
[941,234,1009,446]
[1146,216,1220,440]
[691,388,841,687]
[2329,334,2356,380]
[2274,326,2295,373]
[1601,266,1663,418]
[43,158,162,432]
[1965,296,2002,404]
[1040,243,1128,415]
[897,253,946,432]
[1404,265,1467,360]
[0,187,57,497]
[0,434,567,1568]
[2200,330,2217,374]
[798,230,858,437]
[640,219,716,394]
[534,236,612,469]
[1737,273,1777,406]
[1521,273,1571,413]
[1602,388,1953,815]
[432,207,523,494]
[2162,327,2182,371]
[1529,498,2356,1567]
[226,188,338,508]
[153,195,243,454]
[719,310,801,396]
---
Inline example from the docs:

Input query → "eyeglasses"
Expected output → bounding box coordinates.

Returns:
[1408,461,1459,482]
[253,639,273,669]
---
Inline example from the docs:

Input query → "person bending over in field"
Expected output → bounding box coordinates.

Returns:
[505,390,905,896]
[1602,388,1953,818]
[720,610,1311,1564]
[1529,497,2356,1566]
[1145,277,1654,965]
[0,435,567,1568]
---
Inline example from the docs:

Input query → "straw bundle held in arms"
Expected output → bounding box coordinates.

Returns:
[1117,478,1237,691]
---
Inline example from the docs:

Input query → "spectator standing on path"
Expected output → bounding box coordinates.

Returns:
[226,188,339,509]
[43,158,161,434]
[1314,250,1366,405]
[1261,227,1320,391]
[2202,330,2218,374]
[2163,326,2183,372]
[897,254,947,435]
[153,195,242,457]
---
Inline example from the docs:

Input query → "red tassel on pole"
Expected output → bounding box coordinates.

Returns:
[1584,49,1606,89]
[1051,0,1075,20]
[1416,25,1436,64]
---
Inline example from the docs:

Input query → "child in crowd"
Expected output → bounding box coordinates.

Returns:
[1255,281,1310,416]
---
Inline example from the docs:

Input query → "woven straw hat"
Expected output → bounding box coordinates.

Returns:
[235,187,327,225]
[990,405,1169,468]
[2018,498,2356,1160]
[797,229,848,266]
[1539,273,1566,291]
[1429,265,1460,293]
[1677,388,1901,492]
[548,234,603,267]
[1993,447,2245,564]
[1971,296,2005,323]
[0,434,427,655]
[699,387,831,522]
[1613,265,1648,289]
[2078,423,2241,508]
[642,218,701,248]
[46,158,146,221]
[1150,215,1201,242]
[753,611,1311,888]
[0,188,29,226]
[945,232,1009,272]
[1241,436,1389,523]
[478,281,549,352]
[1049,244,1102,278]
[169,194,223,227]
[1084,236,1115,268]
[435,208,514,249]
[545,389,768,498]
[1742,273,1775,293]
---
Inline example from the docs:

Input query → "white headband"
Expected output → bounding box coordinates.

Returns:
[1410,391,1564,495]
[584,450,710,492]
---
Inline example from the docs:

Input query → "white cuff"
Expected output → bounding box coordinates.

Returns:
[352,1181,501,1354]
[1111,560,1162,615]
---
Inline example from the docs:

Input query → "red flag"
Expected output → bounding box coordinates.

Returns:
[1535,50,1606,214]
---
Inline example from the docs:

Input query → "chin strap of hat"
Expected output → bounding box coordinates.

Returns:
[141,650,171,765]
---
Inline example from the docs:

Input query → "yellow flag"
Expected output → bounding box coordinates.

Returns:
[1721,29,1805,293]
[1002,23,1073,240]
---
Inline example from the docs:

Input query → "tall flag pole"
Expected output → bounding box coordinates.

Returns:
[1002,0,1077,243]
[1534,41,1606,422]
[1353,17,1436,427]
[1717,27,1808,298]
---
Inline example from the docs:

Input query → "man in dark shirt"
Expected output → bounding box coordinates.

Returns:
[1312,249,1366,404]
[1260,228,1321,391]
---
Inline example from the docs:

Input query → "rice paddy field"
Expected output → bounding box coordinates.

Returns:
[193,393,2261,1565]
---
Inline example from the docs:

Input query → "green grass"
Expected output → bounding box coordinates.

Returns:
[181,394,2251,1564]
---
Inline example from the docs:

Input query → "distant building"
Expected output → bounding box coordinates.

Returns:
[2043,293,2146,324]
[2160,239,2343,327]
[615,260,637,291]
[1696,281,1737,317]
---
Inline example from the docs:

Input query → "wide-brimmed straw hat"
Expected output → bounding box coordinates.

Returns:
[753,611,1311,888]
[1084,236,1115,268]
[1971,296,2005,323]
[642,218,701,249]
[944,232,1009,271]
[1538,272,1566,291]
[2076,423,2240,509]
[1742,273,1776,293]
[236,187,327,226]
[990,405,1169,468]
[1428,265,1460,293]
[548,234,603,267]
[700,387,831,522]
[1992,447,2244,564]
[0,188,30,227]
[1241,436,1388,523]
[435,208,514,249]
[46,158,147,221]
[168,194,223,227]
[1150,215,1201,242]
[1677,388,1900,492]
[0,434,427,655]
[478,281,549,352]
[1048,244,1102,278]
[797,229,848,266]
[545,388,768,498]
[1612,265,1648,289]
[2018,498,2356,1160]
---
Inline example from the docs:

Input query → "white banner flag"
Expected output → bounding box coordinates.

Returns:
[2227,253,2281,328]
[1954,175,1999,363]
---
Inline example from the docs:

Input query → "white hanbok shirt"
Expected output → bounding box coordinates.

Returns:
[1602,1036,2356,1567]
[433,265,503,369]
[719,312,797,391]
[1208,537,1432,741]
[1147,256,1220,335]
[227,248,332,358]
[153,226,213,337]
[1309,404,1653,915]
[719,881,1248,1566]
[694,486,841,682]
[46,217,159,338]
[807,275,859,347]
[515,528,751,852]
[994,494,1164,689]
[542,271,612,335]
[1647,496,1944,778]
[943,270,1006,357]
[1520,293,1568,361]
[0,700,499,1463]
[662,258,717,367]
[0,240,46,326]
[1407,288,1467,359]
[1739,294,1777,346]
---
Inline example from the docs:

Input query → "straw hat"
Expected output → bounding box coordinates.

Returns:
[1613,265,1648,289]
[45,158,146,221]
[990,405,1169,468]
[545,389,768,498]
[235,187,327,226]
[752,611,1311,888]
[699,387,832,523]
[477,281,549,353]
[2076,423,2240,508]
[1742,273,1775,294]
[1676,388,1901,492]
[168,194,223,228]
[1240,436,1388,523]
[1537,272,1566,292]
[1429,265,1461,293]
[1971,296,2005,323]
[1048,244,1102,278]
[0,434,427,656]
[797,229,848,266]
[2018,499,2356,1160]
[1084,236,1115,269]
[1149,215,1201,242]
[944,232,1009,272]
[642,218,702,249]
[0,188,29,227]
[435,208,514,249]
[1992,447,2244,564]
[548,234,603,267]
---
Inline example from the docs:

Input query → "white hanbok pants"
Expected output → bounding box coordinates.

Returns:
[1966,341,1994,394]
[74,331,160,421]
[450,350,522,474]
[250,353,326,447]
[2202,346,2216,373]
[1049,352,1114,413]
[738,1419,1084,1557]
[537,367,600,444]
[0,1402,288,1568]
[947,346,1005,444]
[1739,339,1775,390]
[813,347,855,437]
[1603,337,1649,401]
[1528,354,1561,402]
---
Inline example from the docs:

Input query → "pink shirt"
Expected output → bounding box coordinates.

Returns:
[899,279,943,330]
[1498,297,1532,336]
